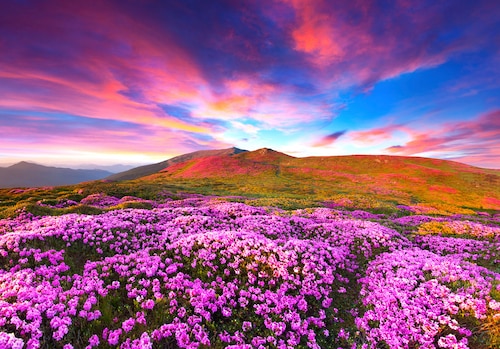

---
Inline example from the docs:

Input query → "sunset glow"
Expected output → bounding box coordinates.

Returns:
[1,0,499,168]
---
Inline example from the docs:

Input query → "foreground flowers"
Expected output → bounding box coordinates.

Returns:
[356,248,499,348]
[0,198,498,348]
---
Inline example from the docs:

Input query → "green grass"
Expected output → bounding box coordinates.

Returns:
[0,153,498,218]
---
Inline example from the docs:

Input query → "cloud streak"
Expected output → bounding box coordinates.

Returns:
[280,0,499,88]
[0,0,498,167]
[385,110,500,168]
[313,131,347,147]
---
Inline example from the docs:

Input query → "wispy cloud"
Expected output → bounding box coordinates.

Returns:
[0,0,498,166]
[349,124,406,144]
[386,109,500,168]
[313,131,347,147]
[279,0,499,90]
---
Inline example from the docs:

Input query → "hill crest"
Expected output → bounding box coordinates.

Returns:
[106,147,247,181]
[131,148,499,211]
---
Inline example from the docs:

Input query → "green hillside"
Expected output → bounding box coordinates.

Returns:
[133,149,499,213]
[0,148,498,217]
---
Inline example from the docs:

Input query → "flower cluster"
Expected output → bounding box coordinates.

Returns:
[414,235,500,267]
[0,202,364,348]
[356,248,500,348]
[77,193,156,209]
[0,199,498,348]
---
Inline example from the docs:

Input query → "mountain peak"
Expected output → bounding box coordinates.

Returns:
[9,161,42,169]
[256,147,275,154]
[231,146,246,152]
[239,148,294,161]
[0,162,112,188]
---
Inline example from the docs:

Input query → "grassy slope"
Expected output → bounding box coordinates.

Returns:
[125,149,500,212]
[105,147,246,181]
[0,149,498,217]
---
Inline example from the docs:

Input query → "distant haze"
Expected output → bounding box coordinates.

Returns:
[57,164,138,173]
[0,162,113,188]
[0,161,139,173]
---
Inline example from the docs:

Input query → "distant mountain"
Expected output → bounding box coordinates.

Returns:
[131,148,499,211]
[71,164,137,173]
[106,147,247,181]
[0,162,113,188]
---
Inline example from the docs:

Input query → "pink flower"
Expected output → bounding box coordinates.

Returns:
[88,334,99,347]
[222,307,232,317]
[122,318,135,333]
[108,329,122,346]
[141,299,155,310]
[242,321,252,331]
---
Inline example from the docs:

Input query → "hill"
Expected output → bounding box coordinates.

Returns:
[0,149,498,215]
[106,147,247,181]
[0,162,113,188]
[132,148,499,212]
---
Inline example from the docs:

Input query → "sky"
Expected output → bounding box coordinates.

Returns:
[0,0,499,169]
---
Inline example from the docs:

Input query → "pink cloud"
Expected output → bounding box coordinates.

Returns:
[0,1,214,135]
[0,113,231,165]
[0,0,339,142]
[349,124,406,144]
[286,0,345,65]
[386,109,500,168]
[277,0,493,88]
[313,131,347,147]
[0,0,497,166]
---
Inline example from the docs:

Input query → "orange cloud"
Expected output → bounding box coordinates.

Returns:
[386,110,500,168]
[278,0,462,87]
[350,124,406,144]
[0,0,212,135]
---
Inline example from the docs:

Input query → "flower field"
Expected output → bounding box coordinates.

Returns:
[0,194,499,348]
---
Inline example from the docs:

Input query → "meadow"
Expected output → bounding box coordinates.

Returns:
[0,192,499,349]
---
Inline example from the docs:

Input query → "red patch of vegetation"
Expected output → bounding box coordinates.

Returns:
[428,185,458,194]
[483,197,500,209]
[161,155,276,179]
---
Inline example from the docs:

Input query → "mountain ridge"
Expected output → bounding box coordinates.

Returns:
[0,162,113,188]
[105,147,247,181]
[125,148,499,211]
[0,149,498,213]
[111,147,499,179]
